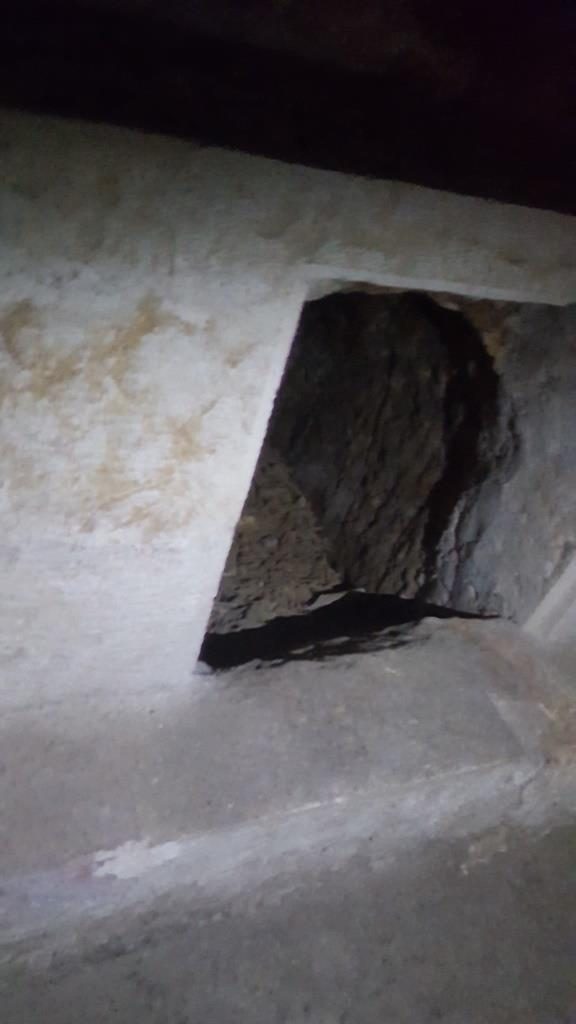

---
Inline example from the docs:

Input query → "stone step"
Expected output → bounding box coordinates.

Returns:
[1,618,564,881]
[2,619,575,943]
[3,618,576,1020]
[3,753,576,1023]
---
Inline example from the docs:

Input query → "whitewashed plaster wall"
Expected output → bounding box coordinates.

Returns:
[1,110,576,712]
[1,109,576,884]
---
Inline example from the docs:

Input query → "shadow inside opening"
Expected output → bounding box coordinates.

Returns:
[203,289,518,669]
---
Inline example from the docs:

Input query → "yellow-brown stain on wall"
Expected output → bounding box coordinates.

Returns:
[79,441,200,540]
[168,415,211,462]
[0,299,39,365]
[224,342,257,369]
[0,293,197,402]
[0,293,211,538]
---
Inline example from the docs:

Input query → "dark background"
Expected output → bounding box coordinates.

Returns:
[3,0,575,212]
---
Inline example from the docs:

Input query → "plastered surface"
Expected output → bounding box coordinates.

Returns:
[1,110,575,705]
[1,110,576,887]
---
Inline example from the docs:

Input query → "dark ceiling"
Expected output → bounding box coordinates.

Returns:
[3,0,576,213]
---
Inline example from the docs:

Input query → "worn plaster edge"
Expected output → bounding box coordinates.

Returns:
[303,267,574,306]
[6,755,573,965]
[188,282,310,657]
[524,555,576,645]
[2,107,576,309]
[2,104,574,226]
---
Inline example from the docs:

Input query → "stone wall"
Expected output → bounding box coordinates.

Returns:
[2,109,575,709]
[208,445,340,632]
[2,107,576,881]
[271,291,514,606]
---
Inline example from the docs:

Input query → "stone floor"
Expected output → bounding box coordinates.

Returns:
[2,618,576,1023]
[3,819,576,1024]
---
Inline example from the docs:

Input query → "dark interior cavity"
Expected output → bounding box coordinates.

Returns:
[204,291,576,666]
[4,3,576,216]
[206,289,522,655]
[202,591,490,670]
[267,291,513,604]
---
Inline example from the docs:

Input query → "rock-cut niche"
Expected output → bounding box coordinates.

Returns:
[204,288,576,667]
[206,288,526,643]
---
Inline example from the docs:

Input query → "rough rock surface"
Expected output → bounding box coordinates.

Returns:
[209,446,340,632]
[270,291,517,605]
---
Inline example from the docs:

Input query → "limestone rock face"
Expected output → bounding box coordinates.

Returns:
[269,291,513,605]
[209,447,340,632]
